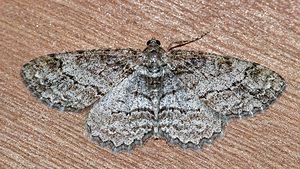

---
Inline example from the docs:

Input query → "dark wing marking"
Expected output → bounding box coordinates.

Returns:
[21,48,141,111]
[167,49,286,120]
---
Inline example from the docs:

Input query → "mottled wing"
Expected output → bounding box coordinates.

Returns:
[21,48,141,111]
[158,70,224,149]
[85,72,154,152]
[166,50,286,120]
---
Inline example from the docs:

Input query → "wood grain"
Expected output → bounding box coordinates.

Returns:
[0,0,299,168]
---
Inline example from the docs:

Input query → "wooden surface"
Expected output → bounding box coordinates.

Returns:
[0,0,299,168]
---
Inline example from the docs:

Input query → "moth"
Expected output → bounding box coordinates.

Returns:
[21,32,286,152]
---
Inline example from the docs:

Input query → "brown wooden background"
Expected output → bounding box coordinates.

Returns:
[0,0,299,168]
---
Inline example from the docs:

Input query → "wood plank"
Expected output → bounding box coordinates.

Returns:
[0,0,299,168]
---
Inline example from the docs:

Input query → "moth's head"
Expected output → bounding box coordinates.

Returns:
[146,37,161,47]
[143,37,165,54]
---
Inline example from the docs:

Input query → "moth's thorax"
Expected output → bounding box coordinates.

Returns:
[140,39,167,91]
[142,38,166,77]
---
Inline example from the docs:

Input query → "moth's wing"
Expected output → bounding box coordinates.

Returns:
[85,71,154,152]
[158,70,224,149]
[166,50,286,120]
[21,48,141,111]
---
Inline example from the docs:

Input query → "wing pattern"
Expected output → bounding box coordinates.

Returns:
[21,38,286,152]
[21,48,141,111]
